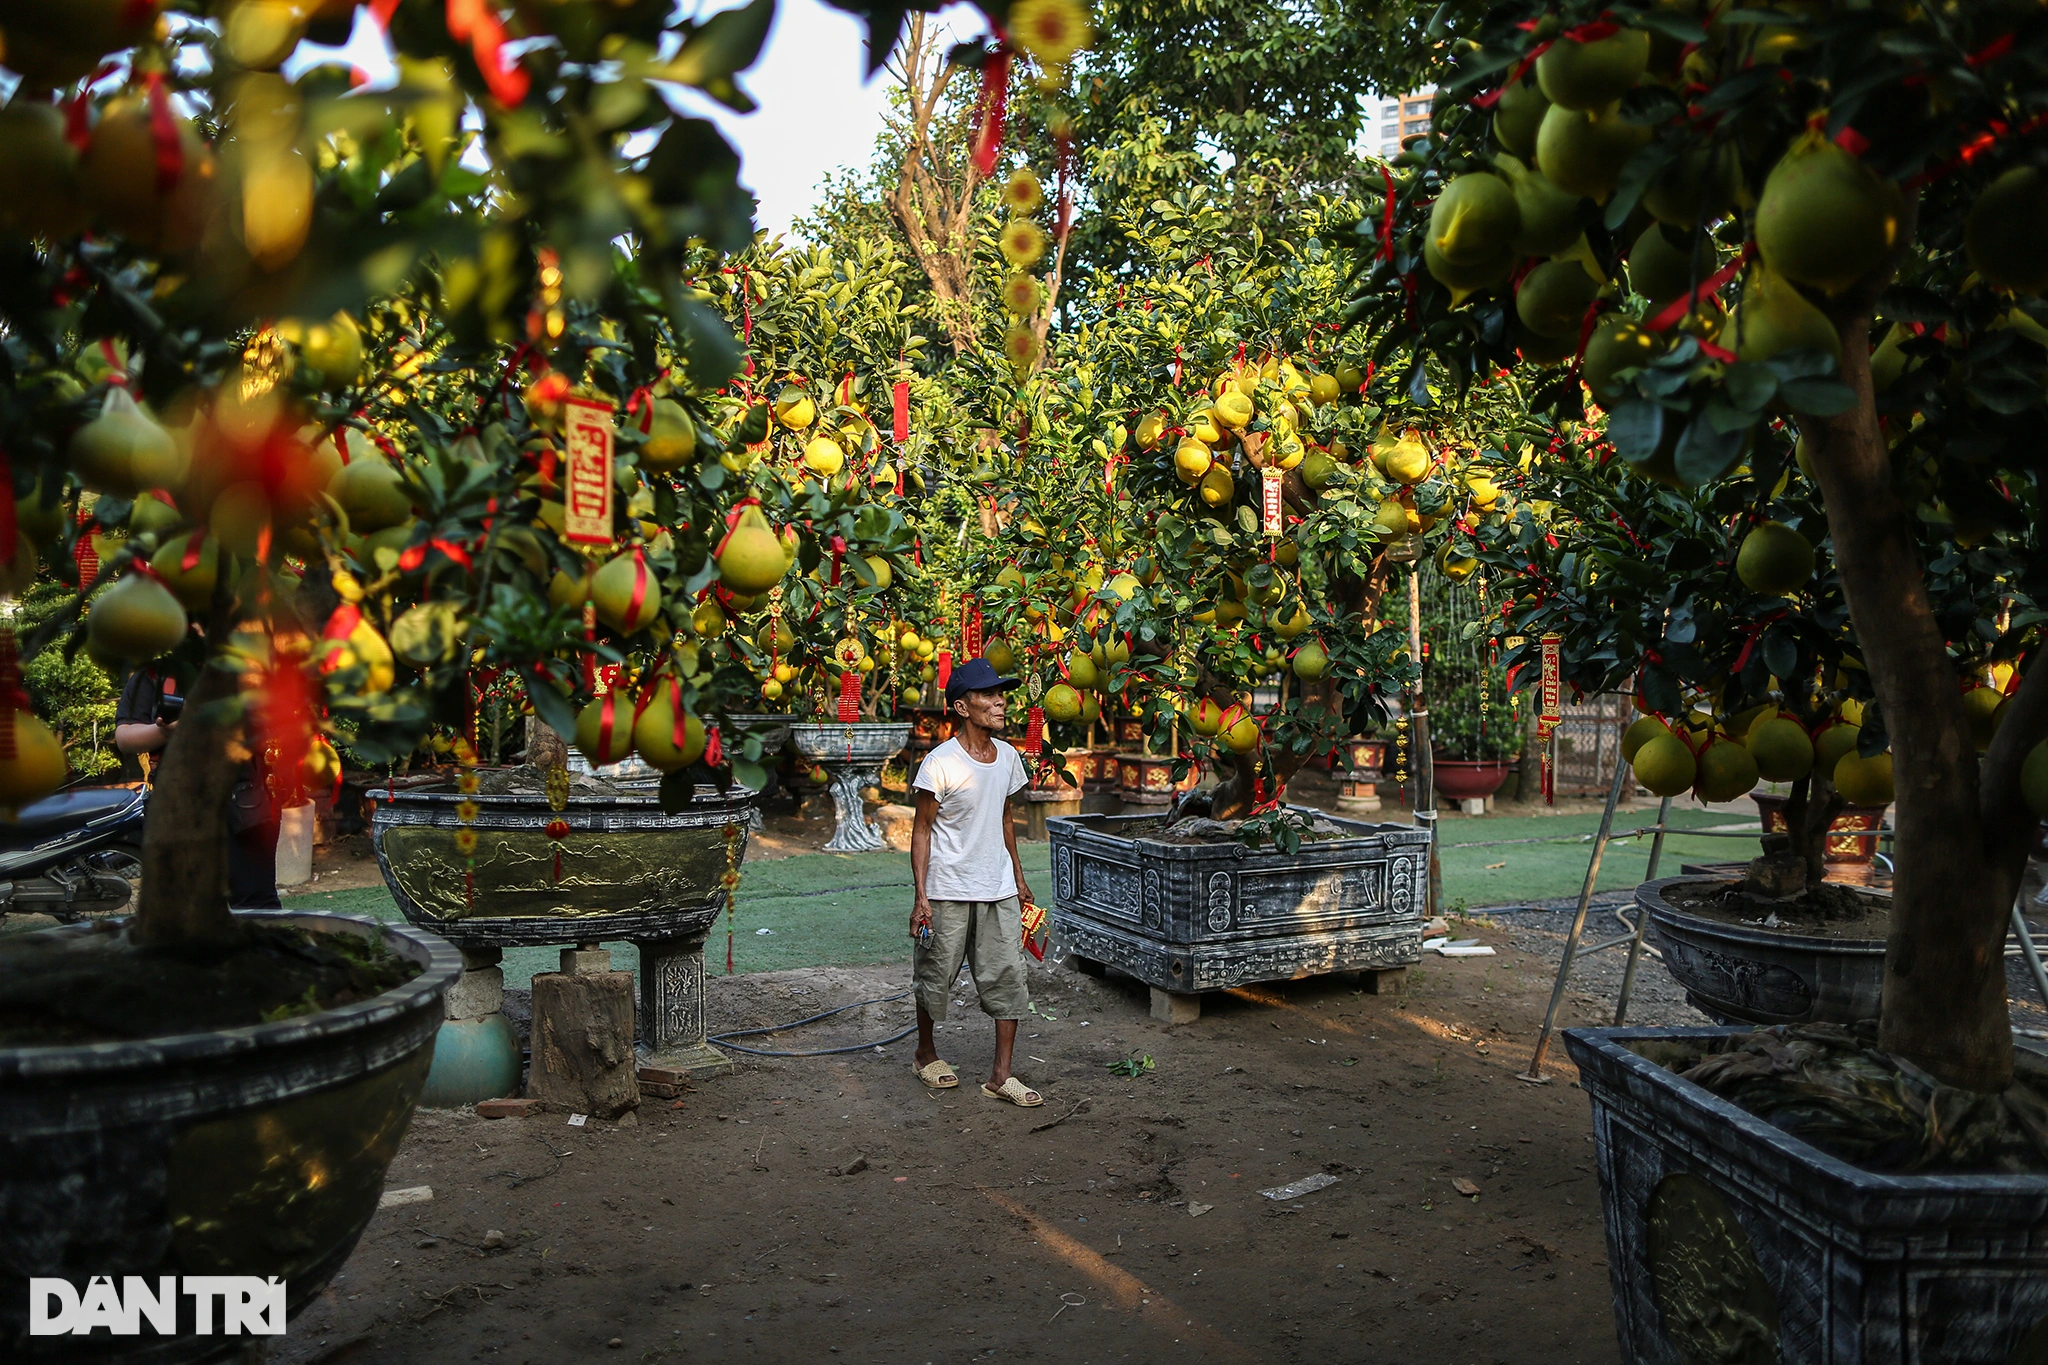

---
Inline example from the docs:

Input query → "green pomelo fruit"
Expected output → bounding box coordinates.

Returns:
[1733,266,1841,366]
[573,690,637,768]
[87,573,189,663]
[1428,173,1521,266]
[1746,717,1815,782]
[1516,259,1601,339]
[2023,742,2048,818]
[1832,751,1894,806]
[1535,101,1651,202]
[1966,166,2048,294]
[1043,683,1083,723]
[633,688,706,773]
[1641,142,1738,229]
[1066,651,1100,690]
[1514,319,1579,366]
[1621,714,1669,762]
[329,458,414,532]
[1814,723,1860,780]
[1581,317,1661,404]
[1755,135,1905,296]
[1493,76,1550,158]
[1694,738,1759,803]
[1506,162,1588,257]
[1535,27,1651,110]
[148,533,219,612]
[1627,222,1695,310]
[590,551,661,633]
[1423,238,1515,295]
[1632,733,1697,797]
[1736,520,1815,595]
[1963,685,2004,752]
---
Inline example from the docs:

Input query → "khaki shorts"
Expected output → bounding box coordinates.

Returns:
[914,896,1031,1021]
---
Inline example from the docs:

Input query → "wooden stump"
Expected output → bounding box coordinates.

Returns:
[527,970,639,1119]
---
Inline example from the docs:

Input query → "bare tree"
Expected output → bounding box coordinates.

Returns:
[886,15,985,358]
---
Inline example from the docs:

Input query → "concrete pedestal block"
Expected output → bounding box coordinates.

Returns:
[528,969,640,1118]
[1359,967,1407,996]
[276,801,315,887]
[1149,987,1201,1024]
[635,935,735,1077]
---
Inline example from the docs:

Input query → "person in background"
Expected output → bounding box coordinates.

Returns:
[907,657,1043,1107]
[114,665,281,909]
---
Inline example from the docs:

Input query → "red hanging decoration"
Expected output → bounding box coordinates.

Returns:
[143,73,184,195]
[704,723,723,769]
[545,817,571,882]
[445,0,531,107]
[892,379,911,444]
[1538,633,1563,805]
[838,670,861,723]
[970,43,1011,179]
[73,513,99,590]
[935,649,953,694]
[963,600,984,658]
[0,628,22,761]
[1023,704,1045,758]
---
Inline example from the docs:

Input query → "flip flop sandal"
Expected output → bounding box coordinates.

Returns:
[914,1059,960,1089]
[980,1076,1043,1107]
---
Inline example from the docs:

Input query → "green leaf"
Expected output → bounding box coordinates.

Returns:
[1722,362,1778,413]
[1778,378,1857,416]
[1673,413,1748,485]
[526,673,578,738]
[1607,401,1666,461]
[732,757,769,792]
[659,0,775,112]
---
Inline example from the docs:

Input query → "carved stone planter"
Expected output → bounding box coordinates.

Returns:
[371,784,754,1081]
[1567,1025,2048,1365]
[788,722,911,854]
[1640,875,1886,1026]
[1115,753,1198,805]
[1047,808,1429,1021]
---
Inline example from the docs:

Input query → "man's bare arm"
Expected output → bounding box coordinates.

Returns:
[1002,792,1033,906]
[910,789,938,937]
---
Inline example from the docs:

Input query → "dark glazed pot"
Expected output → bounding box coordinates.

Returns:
[0,911,460,1362]
[1640,875,1886,1026]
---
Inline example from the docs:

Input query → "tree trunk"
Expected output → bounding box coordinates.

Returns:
[1812,205,2031,1090]
[130,663,242,949]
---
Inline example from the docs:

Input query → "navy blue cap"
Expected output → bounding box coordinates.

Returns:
[945,657,1021,704]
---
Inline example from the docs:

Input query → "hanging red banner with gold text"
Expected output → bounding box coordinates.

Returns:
[1538,633,1562,804]
[562,397,615,545]
[1261,468,1284,537]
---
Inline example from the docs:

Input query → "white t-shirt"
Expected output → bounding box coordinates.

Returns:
[912,736,1029,902]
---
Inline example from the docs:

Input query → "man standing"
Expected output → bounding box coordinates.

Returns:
[908,657,1043,1107]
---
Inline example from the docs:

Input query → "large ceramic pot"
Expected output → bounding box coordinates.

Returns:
[1639,875,1887,1026]
[1431,758,1514,802]
[0,911,460,1362]
[1567,1025,2048,1365]
[788,722,911,854]
[371,784,755,1080]
[1048,808,1428,1020]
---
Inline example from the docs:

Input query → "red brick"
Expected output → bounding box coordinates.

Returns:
[476,1097,543,1119]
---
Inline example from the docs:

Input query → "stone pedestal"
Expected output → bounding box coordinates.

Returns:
[634,935,734,1077]
[529,968,640,1118]
[1149,987,1201,1023]
[1023,796,1082,842]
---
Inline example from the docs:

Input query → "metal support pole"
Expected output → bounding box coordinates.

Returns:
[1407,567,1439,917]
[1520,746,1631,1082]
[2014,901,2048,1016]
[1613,795,1673,1027]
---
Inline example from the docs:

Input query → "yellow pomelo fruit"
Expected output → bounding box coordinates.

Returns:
[70,388,174,497]
[718,505,788,595]
[1733,265,1841,366]
[0,711,67,813]
[573,690,637,768]
[1582,317,1661,403]
[1370,499,1411,538]
[1135,411,1167,449]
[1621,714,1669,762]
[1747,716,1815,782]
[1043,682,1083,723]
[1309,373,1341,406]
[1755,133,1904,296]
[1535,27,1650,110]
[2023,742,2048,818]
[1065,651,1100,690]
[1813,722,1860,780]
[1832,750,1894,806]
[329,458,414,532]
[590,551,661,633]
[774,385,815,430]
[548,565,590,608]
[1536,101,1650,203]
[641,398,698,472]
[1291,641,1329,680]
[633,687,707,772]
[1492,74,1550,158]
[1627,222,1694,310]
[994,564,1025,593]
[1271,603,1311,639]
[1694,738,1760,803]
[802,435,845,477]
[1428,172,1521,266]
[1299,448,1337,491]
[1506,162,1587,257]
[1735,521,1814,596]
[1198,463,1234,508]
[862,555,893,592]
[1967,167,2048,293]
[1220,708,1261,754]
[1963,685,2004,752]
[692,599,727,637]
[1175,438,1213,484]
[985,638,1017,674]
[87,573,189,663]
[1383,438,1431,485]
[1214,390,1255,430]
[149,534,220,612]
[1632,733,1697,797]
[1189,698,1224,736]
[1516,259,1601,339]
[758,618,796,654]
[1465,472,1501,508]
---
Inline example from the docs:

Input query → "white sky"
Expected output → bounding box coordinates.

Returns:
[302,0,989,241]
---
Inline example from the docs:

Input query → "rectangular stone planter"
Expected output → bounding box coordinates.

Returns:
[1084,744,1120,792]
[1566,1025,2048,1364]
[1115,753,1198,805]
[1047,808,1428,1016]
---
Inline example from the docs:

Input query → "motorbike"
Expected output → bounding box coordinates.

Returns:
[0,783,147,924]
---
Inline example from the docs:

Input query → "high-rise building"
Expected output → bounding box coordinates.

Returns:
[1376,87,1436,160]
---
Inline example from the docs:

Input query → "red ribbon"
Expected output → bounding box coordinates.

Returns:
[625,547,650,627]
[1730,610,1788,673]
[935,649,953,693]
[143,73,184,196]
[445,0,530,106]
[323,602,363,642]
[704,723,723,769]
[1646,242,1754,333]
[970,44,1011,179]
[892,380,910,445]
[670,680,692,754]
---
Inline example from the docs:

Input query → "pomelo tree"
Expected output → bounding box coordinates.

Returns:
[1352,0,2048,1089]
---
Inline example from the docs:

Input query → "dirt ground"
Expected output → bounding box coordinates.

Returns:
[271,904,1721,1365]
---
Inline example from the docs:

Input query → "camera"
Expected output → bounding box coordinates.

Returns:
[153,691,184,726]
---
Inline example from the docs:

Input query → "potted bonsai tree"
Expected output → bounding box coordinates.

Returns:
[1352,0,2048,1357]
